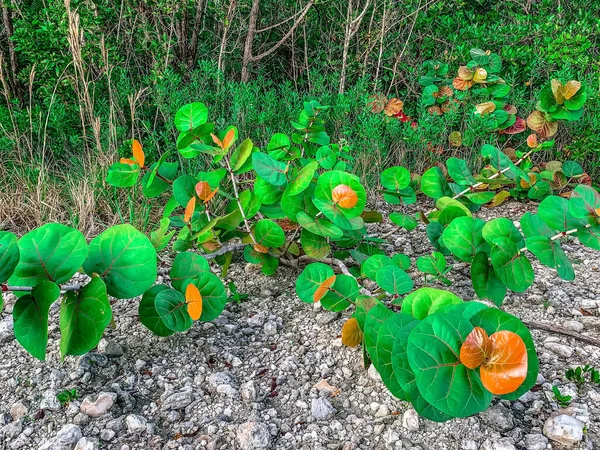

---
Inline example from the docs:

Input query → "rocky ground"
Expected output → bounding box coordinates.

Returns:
[0,202,599,450]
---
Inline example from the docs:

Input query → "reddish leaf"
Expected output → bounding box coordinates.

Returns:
[332,184,358,208]
[460,327,492,369]
[367,94,388,113]
[185,283,203,320]
[503,104,517,115]
[254,243,269,254]
[184,197,196,223]
[222,129,235,149]
[501,117,527,135]
[453,77,473,91]
[196,182,212,201]
[132,139,145,167]
[120,158,137,165]
[384,98,403,117]
[526,111,558,138]
[210,133,223,149]
[527,134,538,148]
[341,317,363,347]
[313,275,336,302]
[480,330,528,395]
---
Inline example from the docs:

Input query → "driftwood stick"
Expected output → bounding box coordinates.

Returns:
[524,320,600,348]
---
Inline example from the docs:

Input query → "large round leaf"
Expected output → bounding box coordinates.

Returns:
[142,161,178,198]
[174,102,208,131]
[361,254,392,280]
[364,303,394,366]
[321,274,359,312]
[288,162,318,195]
[490,237,534,292]
[296,263,335,303]
[471,252,507,306]
[254,219,285,248]
[266,133,291,160]
[401,287,462,320]
[312,197,365,230]
[314,171,366,218]
[569,185,600,221]
[525,236,574,281]
[170,252,211,292]
[13,281,60,360]
[407,313,492,417]
[173,175,198,206]
[254,177,285,205]
[538,196,587,232]
[83,224,157,299]
[375,314,413,400]
[182,271,227,322]
[441,216,488,262]
[253,152,288,186]
[155,289,193,332]
[9,223,87,289]
[139,285,175,337]
[482,218,525,248]
[470,308,539,400]
[375,266,413,295]
[300,229,330,259]
[380,167,410,190]
[59,275,112,357]
[281,184,318,221]
[0,231,19,283]
[421,166,452,200]
[296,211,343,238]
[446,158,476,186]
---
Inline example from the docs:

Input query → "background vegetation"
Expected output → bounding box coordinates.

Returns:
[0,0,598,233]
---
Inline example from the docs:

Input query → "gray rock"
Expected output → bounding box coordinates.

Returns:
[40,390,61,411]
[311,397,336,420]
[97,339,124,356]
[161,390,194,410]
[236,421,271,450]
[544,342,573,358]
[125,414,147,434]
[56,424,83,446]
[461,440,477,450]
[263,321,278,336]
[479,438,516,450]
[2,420,23,439]
[74,437,100,450]
[563,320,584,332]
[247,312,267,327]
[80,392,117,417]
[10,401,28,421]
[0,316,14,342]
[543,414,583,445]
[241,380,258,403]
[99,429,115,441]
[523,433,548,450]
[207,372,234,392]
[479,404,514,432]
[402,408,419,431]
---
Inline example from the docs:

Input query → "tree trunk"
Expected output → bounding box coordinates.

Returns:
[188,0,206,68]
[217,0,237,76]
[1,0,19,99]
[241,0,260,83]
[339,0,370,94]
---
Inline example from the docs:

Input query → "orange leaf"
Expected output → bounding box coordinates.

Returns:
[480,330,528,395]
[428,106,443,115]
[313,275,336,302]
[210,133,223,149]
[195,182,212,201]
[254,243,269,253]
[520,173,537,189]
[437,86,454,98]
[452,77,473,91]
[186,283,203,321]
[184,197,196,223]
[563,80,581,100]
[526,134,538,148]
[204,187,218,203]
[132,139,145,167]
[120,158,137,165]
[526,111,558,138]
[460,327,492,369]
[332,184,358,208]
[222,129,235,149]
[551,79,565,104]
[475,101,496,115]
[367,94,388,113]
[595,207,600,217]
[384,98,403,116]
[341,317,363,347]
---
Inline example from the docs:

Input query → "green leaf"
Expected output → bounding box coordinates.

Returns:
[170,252,211,292]
[83,224,157,299]
[401,287,462,319]
[464,191,495,205]
[446,158,476,186]
[254,177,284,205]
[564,86,587,110]
[321,274,358,312]
[470,308,539,400]
[142,161,177,198]
[527,180,552,200]
[389,213,418,231]
[138,285,175,337]
[364,303,394,366]
[407,313,492,417]
[174,102,208,131]
[481,144,528,181]
[316,145,337,169]
[155,289,193,332]
[252,152,288,186]
[391,253,411,270]
[375,314,411,400]
[312,197,365,231]
[315,171,366,218]
[150,218,175,252]
[361,254,392,280]
[254,219,285,248]
[281,183,318,221]
[490,237,534,292]
[441,216,488,262]
[296,262,335,303]
[470,48,489,65]
[426,222,450,255]
[375,266,413,295]
[526,236,574,281]
[0,231,19,283]
[416,252,447,276]
[562,161,584,177]
[520,212,554,238]
[230,138,254,171]
[13,281,60,360]
[380,167,410,190]
[421,167,452,200]
[577,224,600,250]
[471,252,506,306]
[106,162,140,188]
[296,211,343,239]
[9,223,87,289]
[300,229,330,259]
[569,185,600,221]
[288,162,318,195]
[538,196,587,232]
[173,175,198,206]
[182,272,227,321]
[266,133,291,160]
[59,275,112,357]
[482,218,525,248]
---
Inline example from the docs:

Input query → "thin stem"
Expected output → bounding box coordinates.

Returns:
[520,224,590,253]
[224,157,256,244]
[142,165,173,185]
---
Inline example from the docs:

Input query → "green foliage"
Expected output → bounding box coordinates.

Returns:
[565,365,600,385]
[552,386,572,408]
[56,389,79,406]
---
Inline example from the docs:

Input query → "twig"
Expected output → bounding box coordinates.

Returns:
[524,321,600,348]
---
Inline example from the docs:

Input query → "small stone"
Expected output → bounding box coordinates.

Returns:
[375,404,390,418]
[311,397,336,420]
[41,424,82,448]
[247,312,266,327]
[236,421,271,450]
[161,390,194,410]
[367,364,382,382]
[543,414,584,445]
[263,321,278,336]
[522,433,548,450]
[461,440,477,450]
[479,404,514,432]
[10,401,28,421]
[2,421,22,439]
[240,380,258,403]
[312,379,338,395]
[0,316,14,343]
[80,392,117,417]
[563,320,584,332]
[74,437,100,450]
[402,408,419,431]
[480,438,516,450]
[544,342,573,358]
[40,390,61,411]
[125,414,147,434]
[100,429,115,441]
[97,339,124,356]
[207,372,234,392]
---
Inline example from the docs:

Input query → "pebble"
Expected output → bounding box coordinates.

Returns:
[80,392,117,417]
[100,429,116,441]
[9,401,28,421]
[97,339,124,356]
[161,390,195,410]
[522,433,548,450]
[402,408,419,430]
[236,421,271,450]
[39,390,61,411]
[562,320,584,332]
[125,414,147,434]
[39,424,83,450]
[263,321,278,336]
[240,380,258,403]
[479,404,514,432]
[543,414,584,445]
[74,437,100,450]
[544,342,573,358]
[311,397,336,420]
[480,438,516,450]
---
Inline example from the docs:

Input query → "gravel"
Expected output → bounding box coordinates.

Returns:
[0,202,599,449]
